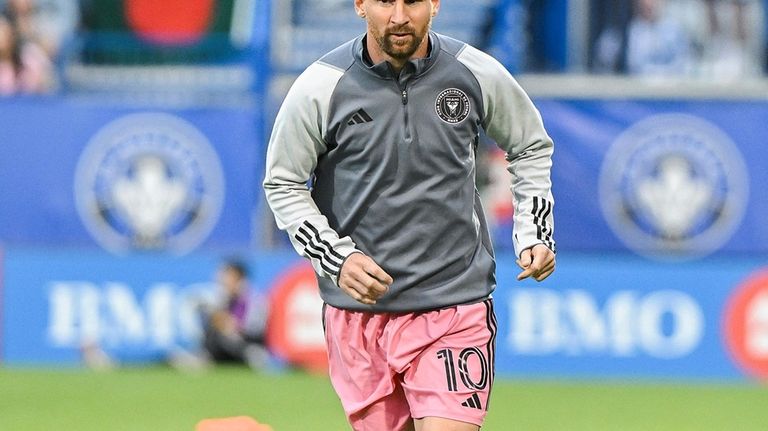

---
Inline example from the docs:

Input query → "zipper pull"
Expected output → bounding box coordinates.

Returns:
[401,89,408,105]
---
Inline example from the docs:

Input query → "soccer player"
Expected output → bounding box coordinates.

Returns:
[263,0,555,429]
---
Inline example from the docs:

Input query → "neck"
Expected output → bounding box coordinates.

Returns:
[365,33,430,73]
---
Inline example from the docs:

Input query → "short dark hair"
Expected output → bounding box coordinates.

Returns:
[222,259,249,279]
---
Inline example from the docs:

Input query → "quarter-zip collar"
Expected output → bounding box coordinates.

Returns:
[355,32,440,80]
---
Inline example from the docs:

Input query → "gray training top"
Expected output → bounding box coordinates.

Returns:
[264,32,555,312]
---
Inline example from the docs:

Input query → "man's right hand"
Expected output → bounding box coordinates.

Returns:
[337,252,393,305]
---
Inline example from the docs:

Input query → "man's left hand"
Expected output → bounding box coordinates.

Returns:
[516,244,556,282]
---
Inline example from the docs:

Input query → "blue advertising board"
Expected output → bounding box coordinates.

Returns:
[495,253,767,381]
[2,246,767,382]
[1,96,764,261]
[0,248,295,365]
[488,99,768,259]
[0,99,263,254]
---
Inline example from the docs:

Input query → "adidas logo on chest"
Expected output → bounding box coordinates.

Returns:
[347,109,373,126]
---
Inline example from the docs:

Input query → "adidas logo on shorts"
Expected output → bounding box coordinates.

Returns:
[461,393,482,410]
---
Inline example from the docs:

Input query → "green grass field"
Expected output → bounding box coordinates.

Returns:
[1,366,766,430]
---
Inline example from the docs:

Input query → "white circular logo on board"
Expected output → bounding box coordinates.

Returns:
[74,113,225,254]
[599,114,748,259]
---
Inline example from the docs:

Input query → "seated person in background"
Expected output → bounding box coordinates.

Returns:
[2,0,79,59]
[0,15,18,92]
[0,12,53,94]
[625,0,691,76]
[697,0,764,79]
[82,259,270,371]
[199,259,270,370]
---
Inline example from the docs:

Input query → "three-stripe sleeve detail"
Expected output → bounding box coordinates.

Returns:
[532,196,555,252]
[294,221,344,276]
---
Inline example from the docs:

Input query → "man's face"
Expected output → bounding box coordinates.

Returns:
[217,267,242,296]
[356,0,439,61]
[636,0,662,21]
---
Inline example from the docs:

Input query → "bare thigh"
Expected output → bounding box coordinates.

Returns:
[414,416,480,431]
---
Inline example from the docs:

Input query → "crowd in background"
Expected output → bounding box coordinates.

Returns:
[591,0,765,79]
[0,0,766,97]
[0,0,78,94]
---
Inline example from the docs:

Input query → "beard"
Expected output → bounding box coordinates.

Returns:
[373,23,429,61]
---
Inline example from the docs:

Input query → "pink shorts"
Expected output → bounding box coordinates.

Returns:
[323,299,497,430]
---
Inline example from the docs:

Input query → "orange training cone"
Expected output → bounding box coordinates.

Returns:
[195,416,273,431]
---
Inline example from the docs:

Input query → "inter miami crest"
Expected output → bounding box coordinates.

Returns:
[435,88,470,124]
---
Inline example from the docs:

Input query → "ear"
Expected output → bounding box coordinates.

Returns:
[354,0,366,18]
[431,0,440,16]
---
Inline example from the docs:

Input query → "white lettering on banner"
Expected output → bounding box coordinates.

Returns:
[287,281,326,349]
[146,284,175,347]
[102,283,150,345]
[747,291,768,358]
[47,281,212,349]
[507,289,704,359]
[49,282,99,345]
[638,291,704,359]
[510,288,560,355]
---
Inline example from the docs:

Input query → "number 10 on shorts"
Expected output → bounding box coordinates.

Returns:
[437,347,490,392]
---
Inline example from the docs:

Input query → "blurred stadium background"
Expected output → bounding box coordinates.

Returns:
[1,0,768,429]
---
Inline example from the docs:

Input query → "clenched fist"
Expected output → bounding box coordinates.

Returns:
[338,252,393,305]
